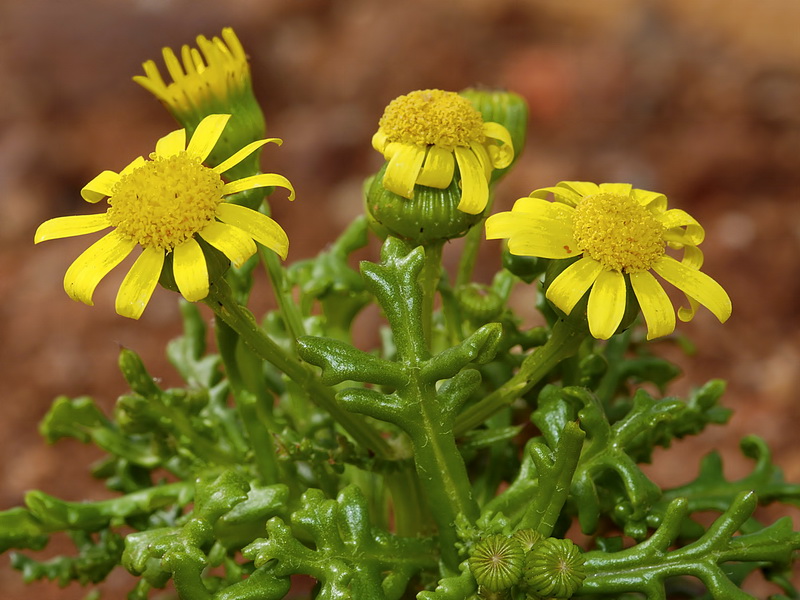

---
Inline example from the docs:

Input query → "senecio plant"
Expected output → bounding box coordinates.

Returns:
[5,27,800,600]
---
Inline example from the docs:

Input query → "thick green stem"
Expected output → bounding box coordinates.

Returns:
[409,378,479,573]
[454,319,586,435]
[420,241,444,347]
[204,281,392,459]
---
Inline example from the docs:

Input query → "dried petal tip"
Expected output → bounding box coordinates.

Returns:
[469,534,524,592]
[523,537,586,599]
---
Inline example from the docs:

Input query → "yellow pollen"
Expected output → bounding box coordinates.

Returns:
[378,89,485,147]
[108,152,223,251]
[572,193,665,272]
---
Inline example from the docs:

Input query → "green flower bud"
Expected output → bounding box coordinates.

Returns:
[523,538,586,599]
[457,283,504,322]
[365,163,484,244]
[460,88,528,182]
[469,534,525,592]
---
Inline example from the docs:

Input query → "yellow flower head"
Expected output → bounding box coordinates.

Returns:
[486,181,732,340]
[134,28,265,178]
[134,27,253,123]
[34,114,295,320]
[372,89,514,215]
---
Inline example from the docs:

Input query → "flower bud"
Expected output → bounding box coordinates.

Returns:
[460,88,528,182]
[364,164,484,244]
[469,534,525,592]
[523,538,586,599]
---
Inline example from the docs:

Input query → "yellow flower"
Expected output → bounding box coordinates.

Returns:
[133,28,265,178]
[372,89,514,215]
[485,181,731,340]
[134,27,253,125]
[34,114,294,320]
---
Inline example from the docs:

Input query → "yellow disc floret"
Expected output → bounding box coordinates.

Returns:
[572,193,665,273]
[378,89,485,147]
[108,153,223,250]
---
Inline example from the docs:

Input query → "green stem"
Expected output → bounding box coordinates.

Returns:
[409,377,479,574]
[261,247,306,344]
[204,280,392,459]
[385,464,434,538]
[420,241,444,348]
[216,319,281,484]
[454,319,586,435]
[455,218,485,289]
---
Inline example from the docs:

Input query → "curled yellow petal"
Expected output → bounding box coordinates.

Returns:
[186,114,231,162]
[63,231,136,306]
[454,146,489,214]
[198,221,257,267]
[115,247,164,319]
[630,270,676,340]
[172,238,209,302]
[482,122,514,169]
[587,269,627,340]
[222,173,295,201]
[81,171,120,203]
[216,203,289,259]
[416,146,455,188]
[35,214,111,243]
[382,143,426,199]
[652,255,731,323]
[546,256,604,314]
[213,138,282,175]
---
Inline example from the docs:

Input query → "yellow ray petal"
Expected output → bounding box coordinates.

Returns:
[81,171,121,203]
[382,143,426,199]
[598,183,633,197]
[528,185,583,207]
[155,128,187,157]
[652,255,731,323]
[172,238,209,302]
[485,212,577,258]
[372,130,389,153]
[469,142,492,179]
[35,214,111,243]
[630,270,676,340]
[454,146,489,214]
[198,221,257,267]
[162,47,186,82]
[658,208,704,245]
[186,114,231,162]
[558,181,600,200]
[120,156,146,176]
[222,173,295,201]
[213,138,282,174]
[482,122,514,169]
[63,231,136,306]
[587,269,627,339]
[115,247,164,319]
[510,196,576,219]
[216,203,289,259]
[416,146,455,188]
[632,188,668,211]
[546,256,604,314]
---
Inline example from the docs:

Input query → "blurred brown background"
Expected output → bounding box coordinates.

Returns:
[2,0,800,598]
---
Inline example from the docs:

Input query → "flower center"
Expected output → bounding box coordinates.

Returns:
[378,89,485,147]
[108,152,223,251]
[572,192,665,272]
